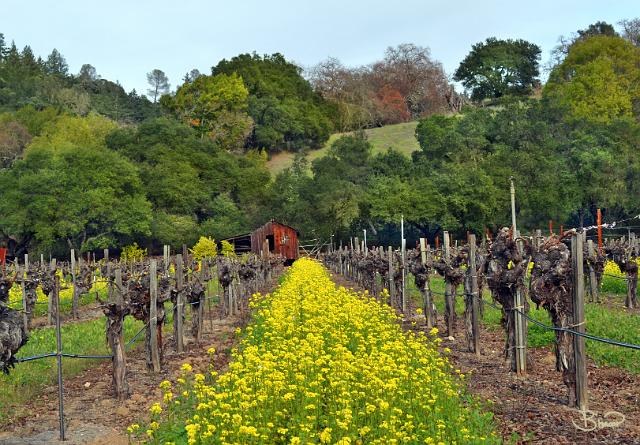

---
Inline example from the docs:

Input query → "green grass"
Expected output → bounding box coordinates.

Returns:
[267,121,419,174]
[407,274,640,374]
[8,279,109,318]
[601,274,628,294]
[0,316,144,425]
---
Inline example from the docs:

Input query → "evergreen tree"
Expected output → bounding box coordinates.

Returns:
[146,69,170,103]
[45,49,69,77]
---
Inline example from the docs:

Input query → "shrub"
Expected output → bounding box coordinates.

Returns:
[220,240,236,257]
[121,242,147,261]
[190,236,218,260]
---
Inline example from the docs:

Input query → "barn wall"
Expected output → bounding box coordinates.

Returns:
[249,221,299,260]
[273,223,299,259]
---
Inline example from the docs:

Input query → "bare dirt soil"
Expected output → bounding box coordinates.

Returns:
[445,323,640,444]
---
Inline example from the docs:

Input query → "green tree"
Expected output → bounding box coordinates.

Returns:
[106,118,268,241]
[454,38,541,101]
[172,73,252,148]
[200,194,248,240]
[0,33,6,61]
[146,69,170,103]
[78,64,99,83]
[543,35,640,124]
[212,53,333,152]
[190,236,217,260]
[151,212,199,247]
[0,144,152,253]
[44,49,68,77]
[619,18,640,47]
[28,113,117,152]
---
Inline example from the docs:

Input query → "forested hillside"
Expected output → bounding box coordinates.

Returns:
[1,18,639,256]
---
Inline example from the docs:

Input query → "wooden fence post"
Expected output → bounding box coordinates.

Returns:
[626,233,637,309]
[21,261,28,334]
[197,264,205,343]
[401,237,406,314]
[111,268,128,400]
[48,259,56,325]
[443,231,455,337]
[149,259,161,372]
[571,233,588,410]
[71,249,79,318]
[205,258,214,330]
[175,254,184,353]
[53,275,65,441]
[469,234,480,355]
[419,238,434,329]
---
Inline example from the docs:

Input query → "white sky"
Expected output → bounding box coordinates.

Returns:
[2,0,638,96]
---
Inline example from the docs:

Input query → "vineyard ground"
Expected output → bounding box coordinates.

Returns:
[332,274,640,444]
[0,308,145,426]
[0,315,241,445]
[408,275,640,374]
[1,273,275,444]
[1,277,224,424]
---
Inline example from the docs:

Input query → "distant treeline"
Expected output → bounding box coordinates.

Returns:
[0,19,639,255]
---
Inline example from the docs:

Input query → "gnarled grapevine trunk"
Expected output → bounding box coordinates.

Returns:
[23,273,39,330]
[186,278,205,340]
[434,250,466,337]
[99,270,129,400]
[407,249,436,329]
[0,276,28,374]
[485,228,529,372]
[530,235,576,405]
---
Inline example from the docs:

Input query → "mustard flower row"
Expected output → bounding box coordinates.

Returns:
[138,258,497,444]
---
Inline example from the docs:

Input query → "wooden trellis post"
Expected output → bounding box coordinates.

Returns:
[469,234,480,355]
[48,259,57,326]
[175,254,184,353]
[419,238,434,329]
[21,259,28,334]
[71,249,79,318]
[149,259,161,372]
[587,240,599,303]
[571,233,588,410]
[443,231,455,337]
[400,215,406,314]
[197,264,205,343]
[110,268,128,400]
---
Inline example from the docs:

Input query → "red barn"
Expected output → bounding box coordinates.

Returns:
[224,220,299,262]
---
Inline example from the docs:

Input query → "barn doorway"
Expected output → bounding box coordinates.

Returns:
[266,234,275,252]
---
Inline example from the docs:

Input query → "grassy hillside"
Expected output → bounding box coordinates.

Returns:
[267,121,419,174]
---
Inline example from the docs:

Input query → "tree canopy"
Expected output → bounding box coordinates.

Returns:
[170,72,252,149]
[211,53,333,152]
[0,144,152,253]
[454,38,541,101]
[544,35,640,124]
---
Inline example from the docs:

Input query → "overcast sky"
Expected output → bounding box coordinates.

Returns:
[2,0,638,96]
